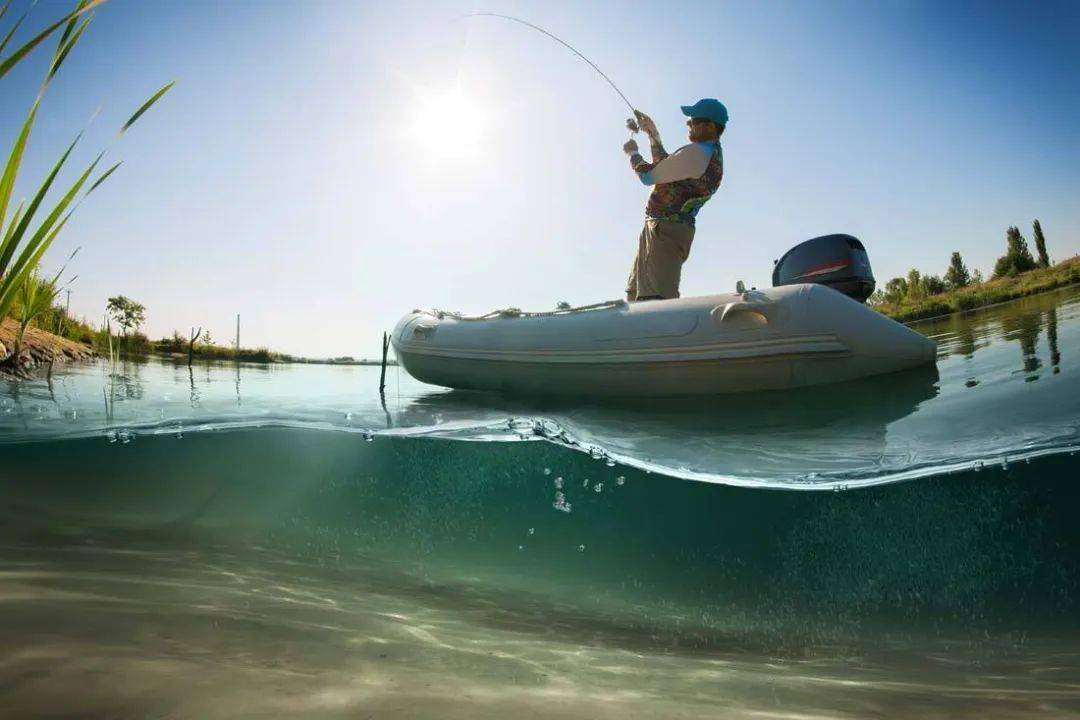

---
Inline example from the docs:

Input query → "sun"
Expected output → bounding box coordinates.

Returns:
[408,85,488,161]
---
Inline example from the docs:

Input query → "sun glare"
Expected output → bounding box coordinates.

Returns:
[409,86,488,161]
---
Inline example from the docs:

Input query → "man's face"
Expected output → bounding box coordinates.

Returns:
[686,117,715,142]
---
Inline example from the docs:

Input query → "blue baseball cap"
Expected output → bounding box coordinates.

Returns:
[680,98,729,126]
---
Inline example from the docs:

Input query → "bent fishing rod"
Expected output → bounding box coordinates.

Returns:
[464,12,644,136]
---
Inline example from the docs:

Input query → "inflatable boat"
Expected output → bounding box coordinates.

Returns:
[391,235,937,396]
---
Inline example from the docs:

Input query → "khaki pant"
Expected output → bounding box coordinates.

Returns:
[625,219,695,301]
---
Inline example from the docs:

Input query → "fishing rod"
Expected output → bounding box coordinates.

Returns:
[464,12,643,135]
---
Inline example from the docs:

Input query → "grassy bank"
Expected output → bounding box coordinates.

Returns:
[145,334,395,365]
[147,334,284,363]
[0,317,96,376]
[873,256,1080,323]
[2,306,394,367]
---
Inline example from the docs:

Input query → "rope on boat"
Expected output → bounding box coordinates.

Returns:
[413,298,627,321]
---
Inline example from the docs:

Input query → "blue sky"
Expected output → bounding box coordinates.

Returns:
[3,0,1078,357]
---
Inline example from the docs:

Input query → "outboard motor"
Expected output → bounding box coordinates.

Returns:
[772,233,876,303]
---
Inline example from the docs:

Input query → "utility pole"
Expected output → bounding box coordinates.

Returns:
[235,314,240,353]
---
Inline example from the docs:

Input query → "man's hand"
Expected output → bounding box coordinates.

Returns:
[634,110,659,139]
[623,139,639,155]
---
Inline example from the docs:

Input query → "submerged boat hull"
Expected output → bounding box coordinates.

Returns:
[391,285,937,396]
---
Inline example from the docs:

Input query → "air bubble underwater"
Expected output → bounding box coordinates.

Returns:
[107,429,134,444]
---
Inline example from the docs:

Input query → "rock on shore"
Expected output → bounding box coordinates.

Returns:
[0,318,96,376]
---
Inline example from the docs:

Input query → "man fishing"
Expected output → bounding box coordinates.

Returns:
[623,98,728,301]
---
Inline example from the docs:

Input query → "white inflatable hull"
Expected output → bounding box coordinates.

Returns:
[391,285,937,396]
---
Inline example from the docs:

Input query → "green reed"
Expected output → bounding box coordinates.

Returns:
[0,0,173,328]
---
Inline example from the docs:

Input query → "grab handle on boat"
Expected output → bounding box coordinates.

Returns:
[712,302,771,326]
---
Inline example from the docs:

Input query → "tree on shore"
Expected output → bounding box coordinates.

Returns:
[882,277,908,309]
[922,274,947,295]
[945,252,971,289]
[992,226,1037,278]
[1033,220,1050,268]
[906,269,924,300]
[106,295,146,342]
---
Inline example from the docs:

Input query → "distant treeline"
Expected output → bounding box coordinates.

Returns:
[869,219,1078,322]
[4,295,388,365]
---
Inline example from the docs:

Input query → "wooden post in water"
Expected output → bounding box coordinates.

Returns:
[188,326,202,367]
[379,332,390,394]
[235,314,240,357]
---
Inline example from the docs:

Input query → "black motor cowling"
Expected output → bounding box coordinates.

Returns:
[772,233,876,303]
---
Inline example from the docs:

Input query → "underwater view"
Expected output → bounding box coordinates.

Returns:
[1,287,1078,718]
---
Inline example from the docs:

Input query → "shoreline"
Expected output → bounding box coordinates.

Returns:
[0,322,400,377]
[902,282,1079,326]
[0,318,97,378]
[875,257,1079,324]
[148,351,398,367]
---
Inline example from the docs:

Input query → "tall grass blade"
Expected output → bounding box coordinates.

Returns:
[120,81,175,134]
[0,0,106,81]
[1,199,25,257]
[0,96,41,238]
[0,134,80,273]
[0,9,26,56]
[0,155,98,316]
[48,15,91,80]
[0,0,12,23]
[86,161,121,195]
[57,0,93,50]
[0,211,71,319]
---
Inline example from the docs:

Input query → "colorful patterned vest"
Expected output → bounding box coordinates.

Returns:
[645,142,723,226]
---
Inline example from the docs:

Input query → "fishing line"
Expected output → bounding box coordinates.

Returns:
[463,12,641,132]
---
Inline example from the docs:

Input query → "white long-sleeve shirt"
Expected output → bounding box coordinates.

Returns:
[633,140,720,186]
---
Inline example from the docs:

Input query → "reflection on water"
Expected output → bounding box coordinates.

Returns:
[398,365,942,485]
[919,287,1070,376]
[1049,307,1062,371]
